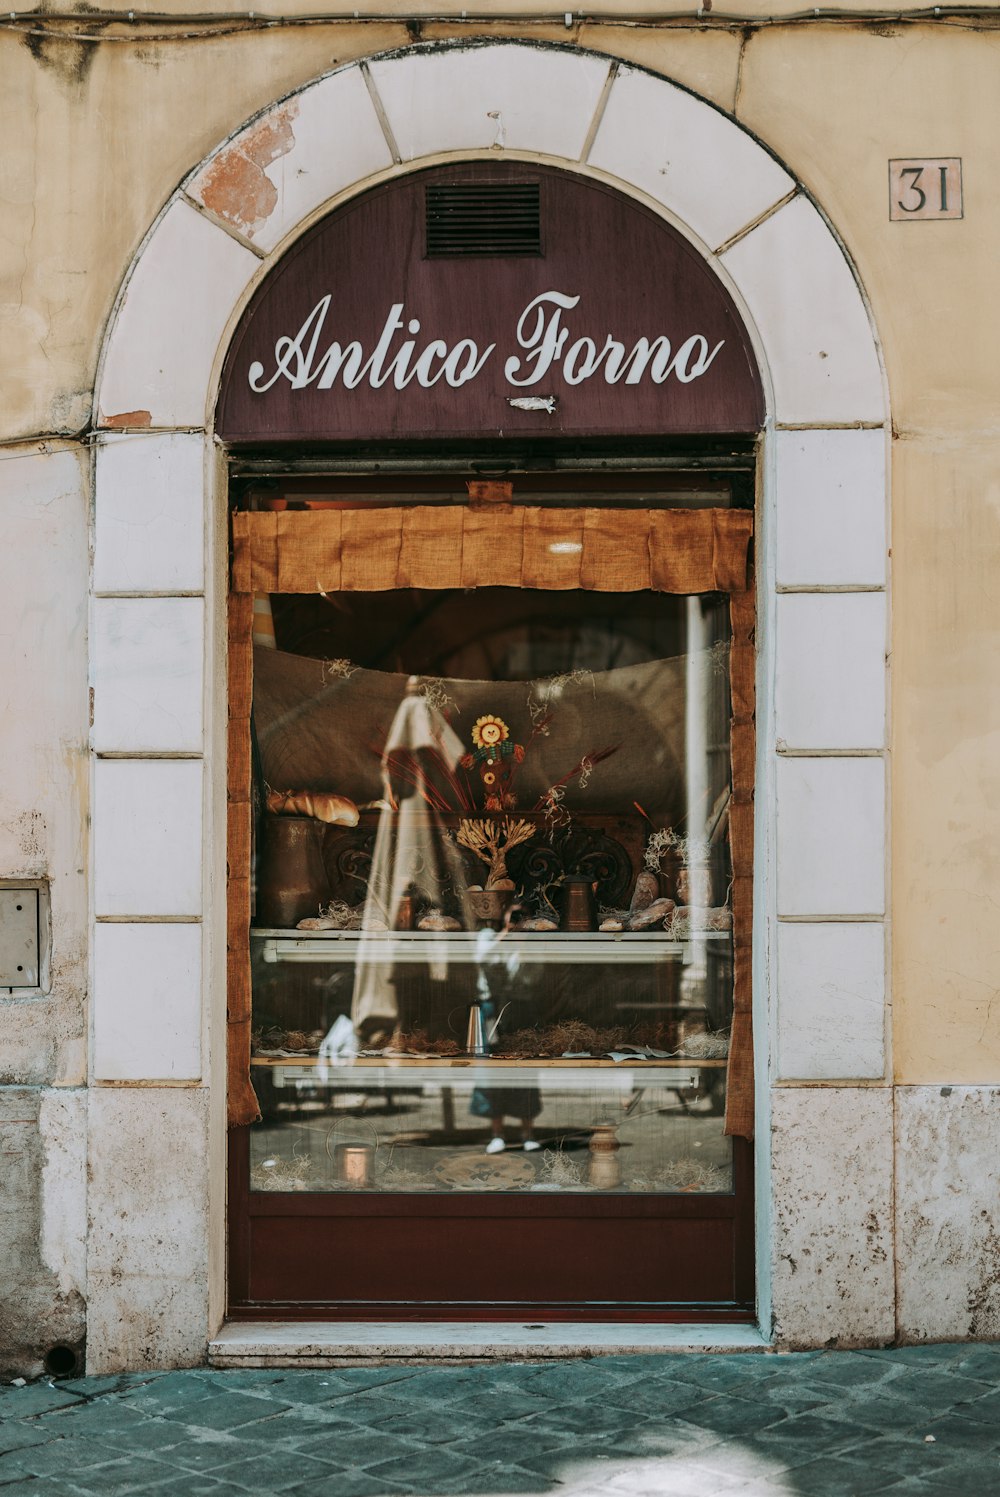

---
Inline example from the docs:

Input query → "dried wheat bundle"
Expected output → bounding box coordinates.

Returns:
[539,1150,584,1188]
[251,1156,312,1191]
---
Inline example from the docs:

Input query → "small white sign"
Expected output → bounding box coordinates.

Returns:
[889,158,962,221]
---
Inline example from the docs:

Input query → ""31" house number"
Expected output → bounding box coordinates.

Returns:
[889,159,963,221]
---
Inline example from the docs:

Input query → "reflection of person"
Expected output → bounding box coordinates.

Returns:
[469,910,541,1153]
[471,1079,541,1154]
[352,679,472,1043]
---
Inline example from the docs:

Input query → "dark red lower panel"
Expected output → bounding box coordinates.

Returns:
[249,1214,736,1306]
[229,1133,754,1318]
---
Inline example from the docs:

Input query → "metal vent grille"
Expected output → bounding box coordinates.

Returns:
[425,182,542,258]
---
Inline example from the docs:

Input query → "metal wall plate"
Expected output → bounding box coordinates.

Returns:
[0,888,40,987]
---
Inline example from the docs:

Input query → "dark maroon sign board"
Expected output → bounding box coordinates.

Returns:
[217,163,764,443]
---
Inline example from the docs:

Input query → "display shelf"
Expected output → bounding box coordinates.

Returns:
[251,1059,708,1089]
[254,928,731,966]
[251,1055,726,1069]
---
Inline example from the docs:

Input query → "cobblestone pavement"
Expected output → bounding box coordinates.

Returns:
[1,1344,999,1496]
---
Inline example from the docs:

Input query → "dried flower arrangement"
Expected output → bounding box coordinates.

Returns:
[455,816,535,889]
[366,683,618,826]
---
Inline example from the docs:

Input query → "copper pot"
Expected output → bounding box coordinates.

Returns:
[333,1144,375,1187]
[560,876,596,932]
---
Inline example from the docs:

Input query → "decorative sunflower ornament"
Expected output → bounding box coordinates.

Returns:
[461,714,525,811]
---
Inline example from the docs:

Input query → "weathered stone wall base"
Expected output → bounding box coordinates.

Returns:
[85,1089,210,1373]
[895,1085,1000,1343]
[0,1089,87,1378]
[770,1087,895,1349]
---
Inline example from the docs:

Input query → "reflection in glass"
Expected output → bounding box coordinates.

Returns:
[249,588,734,1195]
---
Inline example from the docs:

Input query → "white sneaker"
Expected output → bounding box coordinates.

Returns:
[485,1136,506,1154]
[523,1139,541,1152]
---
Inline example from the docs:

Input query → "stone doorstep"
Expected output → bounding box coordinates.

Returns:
[209,1322,770,1367]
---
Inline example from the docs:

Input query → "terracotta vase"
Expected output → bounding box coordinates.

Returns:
[256,816,329,928]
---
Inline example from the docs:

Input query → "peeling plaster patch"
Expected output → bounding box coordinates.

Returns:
[194,103,299,240]
[49,389,93,436]
[103,411,152,430]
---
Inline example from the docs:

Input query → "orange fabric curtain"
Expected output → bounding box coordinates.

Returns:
[228,506,755,1137]
[230,506,753,597]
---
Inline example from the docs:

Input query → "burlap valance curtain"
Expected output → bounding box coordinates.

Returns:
[227,506,755,1138]
[231,506,753,596]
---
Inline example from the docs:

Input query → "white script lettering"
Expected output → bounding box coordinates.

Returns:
[246,291,725,396]
[504,293,725,389]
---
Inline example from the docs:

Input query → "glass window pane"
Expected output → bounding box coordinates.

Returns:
[249,587,734,1195]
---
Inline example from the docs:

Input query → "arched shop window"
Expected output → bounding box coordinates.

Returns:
[220,162,762,1316]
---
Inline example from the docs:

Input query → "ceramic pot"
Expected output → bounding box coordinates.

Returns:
[468,888,514,928]
[256,815,329,928]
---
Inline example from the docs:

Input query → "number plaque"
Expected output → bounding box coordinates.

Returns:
[889,158,963,221]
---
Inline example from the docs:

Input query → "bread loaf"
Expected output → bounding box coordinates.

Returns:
[266,789,359,826]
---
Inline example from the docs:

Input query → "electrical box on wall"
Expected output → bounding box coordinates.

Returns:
[0,883,48,992]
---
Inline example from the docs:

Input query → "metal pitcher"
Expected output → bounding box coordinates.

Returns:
[466,1001,488,1057]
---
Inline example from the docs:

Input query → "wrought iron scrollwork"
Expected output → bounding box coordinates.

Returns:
[507,823,633,909]
[324,828,376,899]
[321,813,636,913]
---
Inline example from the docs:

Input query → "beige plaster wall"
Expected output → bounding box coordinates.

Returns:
[736,27,1000,1082]
[2,15,998,1097]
